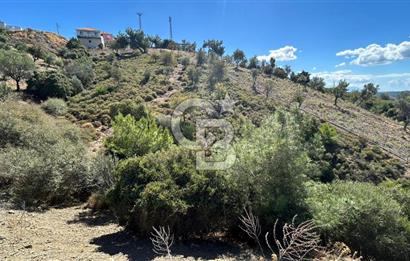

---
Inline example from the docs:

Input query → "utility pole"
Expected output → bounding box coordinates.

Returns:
[56,23,60,35]
[137,12,143,31]
[169,16,173,40]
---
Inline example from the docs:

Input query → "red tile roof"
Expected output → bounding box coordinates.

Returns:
[76,28,98,32]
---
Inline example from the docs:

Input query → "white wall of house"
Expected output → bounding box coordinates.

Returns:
[78,37,104,49]
[76,29,105,49]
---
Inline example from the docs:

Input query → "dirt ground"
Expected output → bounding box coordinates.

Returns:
[0,205,254,261]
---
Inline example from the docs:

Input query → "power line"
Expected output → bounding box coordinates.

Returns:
[137,12,143,30]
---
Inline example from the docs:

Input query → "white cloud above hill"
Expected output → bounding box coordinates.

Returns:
[337,41,410,66]
[257,46,298,62]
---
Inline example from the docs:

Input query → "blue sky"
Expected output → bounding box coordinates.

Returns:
[1,0,410,91]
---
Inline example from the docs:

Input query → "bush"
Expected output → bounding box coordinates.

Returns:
[227,111,321,225]
[41,98,67,116]
[107,146,234,236]
[0,102,105,206]
[160,51,176,66]
[65,58,95,87]
[306,181,410,261]
[27,71,74,99]
[0,83,12,101]
[109,100,148,120]
[105,114,173,158]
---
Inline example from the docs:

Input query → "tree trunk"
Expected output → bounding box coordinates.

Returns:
[334,97,338,106]
[16,80,20,91]
[405,121,409,132]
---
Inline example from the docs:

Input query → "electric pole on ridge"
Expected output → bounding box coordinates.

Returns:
[137,12,143,30]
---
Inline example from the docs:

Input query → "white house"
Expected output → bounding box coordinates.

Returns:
[0,21,23,31]
[76,28,105,49]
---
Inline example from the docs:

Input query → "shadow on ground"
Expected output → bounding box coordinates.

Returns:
[90,230,243,261]
[67,208,117,226]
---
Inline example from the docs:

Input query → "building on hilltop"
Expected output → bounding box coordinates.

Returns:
[0,20,23,31]
[76,27,105,49]
[101,32,114,44]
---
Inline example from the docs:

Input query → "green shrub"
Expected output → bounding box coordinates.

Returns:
[227,111,321,224]
[108,146,234,236]
[0,83,12,101]
[27,71,74,99]
[64,58,95,87]
[105,114,173,158]
[306,181,410,261]
[41,98,67,116]
[0,102,106,206]
[160,51,176,66]
[109,100,148,120]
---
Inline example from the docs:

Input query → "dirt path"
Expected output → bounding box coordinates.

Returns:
[0,206,252,261]
[151,64,185,106]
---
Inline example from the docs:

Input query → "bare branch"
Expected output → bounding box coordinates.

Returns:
[150,226,174,257]
[266,215,322,261]
[239,207,265,257]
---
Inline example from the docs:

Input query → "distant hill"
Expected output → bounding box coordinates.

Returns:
[378,90,410,99]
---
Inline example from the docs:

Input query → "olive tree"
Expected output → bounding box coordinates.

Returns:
[233,49,245,68]
[0,49,35,91]
[333,80,349,106]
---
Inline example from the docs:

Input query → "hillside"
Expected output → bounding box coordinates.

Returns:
[66,49,409,179]
[1,29,410,260]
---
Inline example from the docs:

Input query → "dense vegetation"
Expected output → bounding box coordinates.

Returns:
[0,27,409,260]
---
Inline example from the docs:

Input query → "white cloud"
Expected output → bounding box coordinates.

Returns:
[336,40,410,66]
[312,70,410,90]
[335,62,346,68]
[257,46,298,62]
[312,67,317,71]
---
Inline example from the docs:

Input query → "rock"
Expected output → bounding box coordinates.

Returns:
[7,210,15,214]
[24,244,32,249]
[92,121,102,128]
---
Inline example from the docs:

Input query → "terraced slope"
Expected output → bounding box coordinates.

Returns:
[228,66,410,171]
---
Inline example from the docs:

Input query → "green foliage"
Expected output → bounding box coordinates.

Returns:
[109,100,148,120]
[105,114,173,158]
[64,58,95,87]
[0,49,35,91]
[27,45,46,61]
[333,80,349,106]
[0,83,12,101]
[187,66,200,87]
[160,51,176,66]
[27,70,74,99]
[307,181,410,261]
[44,53,62,67]
[196,48,207,66]
[0,102,103,206]
[125,28,149,53]
[203,39,225,56]
[247,56,259,69]
[208,59,225,88]
[309,77,326,92]
[233,49,245,68]
[273,67,288,79]
[41,98,68,116]
[66,38,83,49]
[397,95,410,131]
[319,123,338,147]
[359,83,378,105]
[291,70,310,86]
[61,38,89,59]
[227,111,320,224]
[108,146,233,236]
